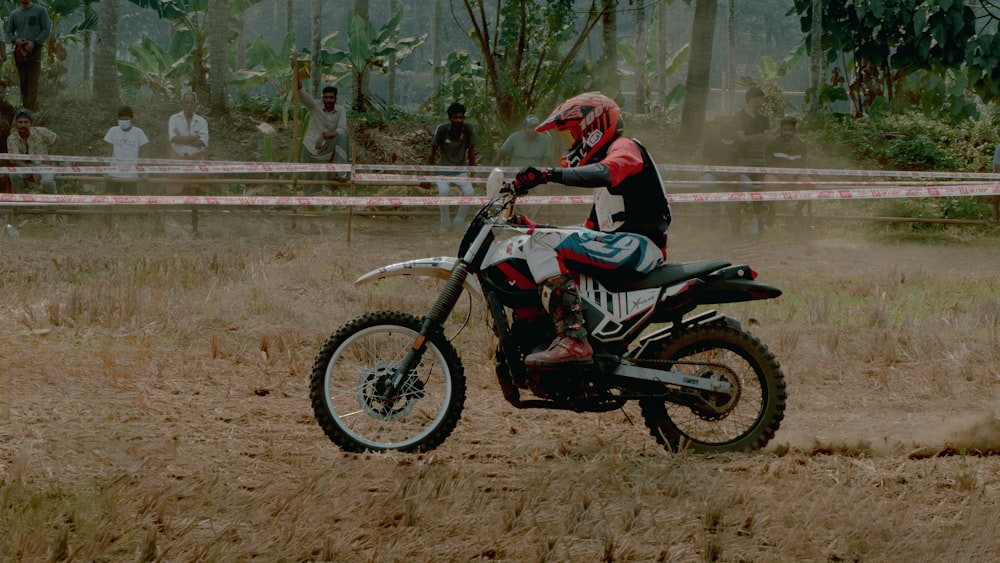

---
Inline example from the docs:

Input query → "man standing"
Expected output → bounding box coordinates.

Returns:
[491,115,552,168]
[427,102,477,231]
[103,106,150,195]
[7,107,57,193]
[0,81,17,193]
[492,114,554,219]
[6,0,50,112]
[733,86,771,236]
[167,92,209,195]
[294,70,348,195]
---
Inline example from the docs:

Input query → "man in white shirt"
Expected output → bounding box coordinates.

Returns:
[103,105,149,195]
[167,91,209,195]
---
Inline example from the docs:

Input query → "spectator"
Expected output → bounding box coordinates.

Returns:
[699,118,747,231]
[427,102,477,231]
[167,92,209,195]
[103,106,150,195]
[7,107,57,193]
[294,69,349,194]
[491,115,552,168]
[733,86,771,236]
[492,114,554,218]
[6,0,50,112]
[764,116,813,231]
[0,81,17,193]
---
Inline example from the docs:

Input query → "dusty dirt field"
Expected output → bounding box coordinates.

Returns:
[2,210,1000,561]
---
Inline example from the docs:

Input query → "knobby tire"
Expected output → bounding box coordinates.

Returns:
[309,312,466,453]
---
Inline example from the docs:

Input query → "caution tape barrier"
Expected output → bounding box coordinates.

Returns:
[7,152,1000,180]
[2,183,1000,207]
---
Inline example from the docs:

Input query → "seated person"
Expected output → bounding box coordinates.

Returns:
[763,116,813,228]
[7,107,58,193]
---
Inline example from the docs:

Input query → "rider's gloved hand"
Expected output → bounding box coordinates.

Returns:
[510,213,537,233]
[513,166,548,194]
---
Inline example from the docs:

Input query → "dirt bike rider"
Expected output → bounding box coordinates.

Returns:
[511,92,672,367]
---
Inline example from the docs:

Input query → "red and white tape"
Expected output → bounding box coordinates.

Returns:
[8,152,1000,180]
[2,184,999,206]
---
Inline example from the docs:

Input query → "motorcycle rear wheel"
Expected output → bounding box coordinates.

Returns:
[309,311,466,453]
[639,324,785,453]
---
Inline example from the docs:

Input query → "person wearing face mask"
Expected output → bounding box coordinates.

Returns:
[103,106,150,195]
[7,107,57,193]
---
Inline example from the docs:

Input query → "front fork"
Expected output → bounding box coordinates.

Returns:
[382,261,472,400]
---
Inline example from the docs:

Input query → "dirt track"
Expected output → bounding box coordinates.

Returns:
[2,212,1000,560]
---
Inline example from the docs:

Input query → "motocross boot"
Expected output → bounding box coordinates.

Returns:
[525,275,594,367]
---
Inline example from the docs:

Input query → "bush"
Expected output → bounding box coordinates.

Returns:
[812,109,1000,227]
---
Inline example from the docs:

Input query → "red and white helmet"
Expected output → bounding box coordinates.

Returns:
[536,92,623,167]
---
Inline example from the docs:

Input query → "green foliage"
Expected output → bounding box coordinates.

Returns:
[326,9,426,112]
[117,34,195,100]
[231,33,304,91]
[814,109,1000,223]
[462,0,609,132]
[794,0,988,115]
[818,109,1000,173]
[124,0,265,98]
[617,10,690,112]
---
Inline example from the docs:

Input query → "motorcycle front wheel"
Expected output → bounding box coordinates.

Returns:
[639,324,786,453]
[309,311,466,453]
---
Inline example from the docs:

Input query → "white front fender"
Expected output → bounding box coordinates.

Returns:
[355,256,484,301]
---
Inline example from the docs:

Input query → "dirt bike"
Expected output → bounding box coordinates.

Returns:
[310,169,786,454]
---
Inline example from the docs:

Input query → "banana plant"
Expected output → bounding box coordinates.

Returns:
[125,0,265,99]
[619,41,690,112]
[327,9,427,112]
[117,33,194,100]
[231,31,346,130]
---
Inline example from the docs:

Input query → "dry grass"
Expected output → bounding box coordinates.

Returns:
[2,212,1000,561]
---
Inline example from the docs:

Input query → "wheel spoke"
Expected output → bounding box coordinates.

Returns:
[640,325,785,453]
[310,314,464,452]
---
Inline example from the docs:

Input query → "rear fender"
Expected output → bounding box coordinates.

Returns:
[701,264,782,303]
[699,279,782,303]
[355,256,484,301]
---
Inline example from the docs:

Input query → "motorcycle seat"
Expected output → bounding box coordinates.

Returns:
[570,259,732,293]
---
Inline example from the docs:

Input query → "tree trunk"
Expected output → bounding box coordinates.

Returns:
[353,0,372,109]
[725,0,734,114]
[634,0,648,113]
[601,0,620,101]
[93,0,120,109]
[208,0,229,113]
[388,0,398,109]
[656,0,668,101]
[237,12,247,70]
[432,0,442,108]
[82,32,91,95]
[679,0,718,148]
[311,0,321,98]
[353,0,369,21]
[808,0,824,120]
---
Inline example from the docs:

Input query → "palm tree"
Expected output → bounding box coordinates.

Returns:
[634,0,648,112]
[94,0,121,108]
[208,0,228,112]
[679,0,717,147]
